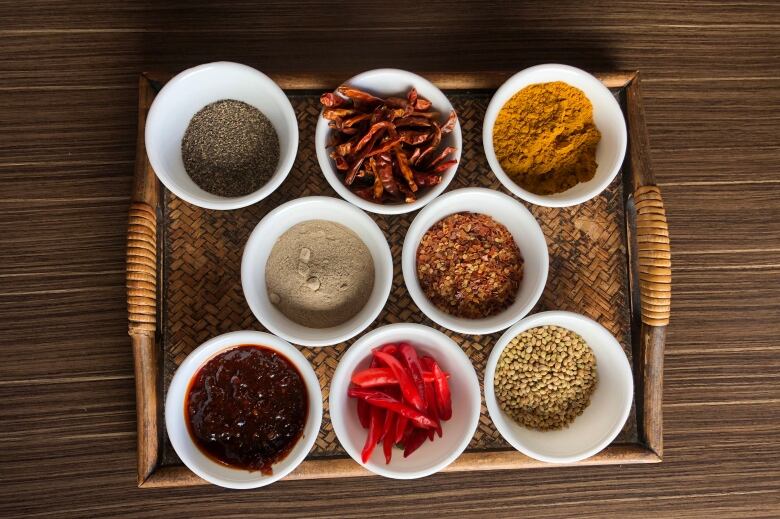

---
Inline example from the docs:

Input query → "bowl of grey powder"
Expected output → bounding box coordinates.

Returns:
[241,196,393,347]
[484,310,633,463]
[145,61,298,210]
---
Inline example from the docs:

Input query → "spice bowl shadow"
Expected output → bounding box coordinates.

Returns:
[484,311,633,464]
[483,63,627,208]
[315,68,462,215]
[401,187,549,335]
[145,61,298,210]
[241,196,393,347]
[165,330,323,489]
[330,323,481,479]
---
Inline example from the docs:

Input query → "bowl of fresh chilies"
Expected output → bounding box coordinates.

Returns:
[329,323,481,479]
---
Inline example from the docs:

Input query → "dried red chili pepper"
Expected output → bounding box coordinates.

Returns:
[399,130,430,146]
[323,108,357,121]
[347,387,436,429]
[415,122,442,165]
[425,146,457,168]
[414,97,432,111]
[393,147,418,192]
[440,111,458,134]
[320,92,347,108]
[376,157,399,196]
[427,159,458,175]
[337,86,384,106]
[413,172,443,187]
[364,137,403,158]
[394,116,433,128]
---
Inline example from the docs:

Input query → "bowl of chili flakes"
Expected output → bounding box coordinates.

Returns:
[402,188,549,335]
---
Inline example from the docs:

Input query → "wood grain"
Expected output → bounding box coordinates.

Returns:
[1,0,779,516]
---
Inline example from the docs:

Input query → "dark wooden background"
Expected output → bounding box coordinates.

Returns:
[1,2,779,517]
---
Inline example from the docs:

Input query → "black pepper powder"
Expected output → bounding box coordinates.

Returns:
[181,99,280,197]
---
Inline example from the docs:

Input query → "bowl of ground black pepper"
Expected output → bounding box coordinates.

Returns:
[165,330,323,489]
[145,62,298,210]
[241,196,393,347]
[483,64,627,207]
[402,188,549,335]
[484,311,633,463]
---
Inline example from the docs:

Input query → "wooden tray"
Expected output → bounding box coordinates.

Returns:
[127,71,670,488]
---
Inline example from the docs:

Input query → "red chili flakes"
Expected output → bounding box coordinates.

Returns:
[416,212,524,319]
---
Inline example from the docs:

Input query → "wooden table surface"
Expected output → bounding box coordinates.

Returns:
[1,2,778,517]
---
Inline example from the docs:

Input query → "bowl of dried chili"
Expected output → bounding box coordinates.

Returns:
[315,68,462,215]
[329,323,480,479]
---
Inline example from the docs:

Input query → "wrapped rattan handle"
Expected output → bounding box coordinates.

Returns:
[127,201,157,335]
[634,185,671,326]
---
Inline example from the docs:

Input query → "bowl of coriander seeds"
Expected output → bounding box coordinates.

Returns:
[484,310,633,463]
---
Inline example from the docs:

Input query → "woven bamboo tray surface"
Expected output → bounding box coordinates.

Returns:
[160,90,636,465]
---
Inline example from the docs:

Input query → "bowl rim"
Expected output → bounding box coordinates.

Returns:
[314,67,462,215]
[164,330,323,488]
[240,195,393,347]
[483,310,634,463]
[482,63,627,208]
[145,61,299,211]
[401,187,549,335]
[328,322,481,479]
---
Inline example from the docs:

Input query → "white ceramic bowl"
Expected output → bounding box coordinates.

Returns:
[483,64,627,208]
[402,187,549,335]
[165,331,323,489]
[315,68,462,215]
[484,311,633,463]
[330,323,480,479]
[241,196,393,347]
[145,61,298,210]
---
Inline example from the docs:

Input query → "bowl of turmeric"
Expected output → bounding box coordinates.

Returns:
[483,64,627,208]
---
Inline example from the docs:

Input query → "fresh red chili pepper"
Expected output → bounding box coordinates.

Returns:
[424,379,442,438]
[378,343,398,356]
[403,428,428,458]
[357,398,370,429]
[427,428,435,441]
[372,351,425,411]
[423,356,452,420]
[399,342,427,409]
[348,387,436,429]
[394,415,409,444]
[352,367,437,387]
[382,411,396,464]
[361,406,384,464]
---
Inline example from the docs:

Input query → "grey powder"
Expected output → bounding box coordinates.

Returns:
[265,220,375,329]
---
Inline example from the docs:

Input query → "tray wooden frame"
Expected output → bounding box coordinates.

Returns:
[127,70,670,488]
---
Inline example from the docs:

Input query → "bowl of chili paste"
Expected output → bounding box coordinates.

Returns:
[165,331,322,488]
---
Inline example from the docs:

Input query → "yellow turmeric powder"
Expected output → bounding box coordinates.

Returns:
[492,81,601,195]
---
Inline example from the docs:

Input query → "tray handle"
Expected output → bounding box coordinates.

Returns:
[634,185,671,326]
[127,202,157,335]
